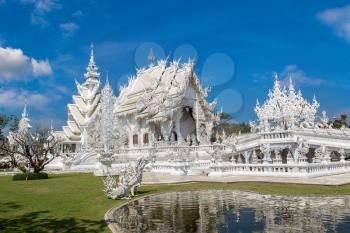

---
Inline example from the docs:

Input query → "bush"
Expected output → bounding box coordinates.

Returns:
[12,172,49,181]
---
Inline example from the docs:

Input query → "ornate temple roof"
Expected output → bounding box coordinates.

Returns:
[61,44,102,142]
[254,75,320,131]
[115,59,217,123]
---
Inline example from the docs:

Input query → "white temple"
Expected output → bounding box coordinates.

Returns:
[45,46,350,177]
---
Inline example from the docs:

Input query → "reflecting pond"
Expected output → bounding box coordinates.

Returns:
[107,190,350,233]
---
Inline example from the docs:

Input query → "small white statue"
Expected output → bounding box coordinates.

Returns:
[103,156,148,199]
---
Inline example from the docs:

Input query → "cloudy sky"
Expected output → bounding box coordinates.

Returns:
[0,0,350,128]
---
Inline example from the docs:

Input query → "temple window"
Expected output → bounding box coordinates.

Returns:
[133,134,138,145]
[143,133,149,144]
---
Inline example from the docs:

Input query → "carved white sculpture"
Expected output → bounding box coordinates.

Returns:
[103,156,148,199]
[255,76,319,131]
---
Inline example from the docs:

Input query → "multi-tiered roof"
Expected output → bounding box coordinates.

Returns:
[62,44,101,142]
[115,59,217,123]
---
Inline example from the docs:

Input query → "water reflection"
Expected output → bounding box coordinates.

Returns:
[108,190,350,233]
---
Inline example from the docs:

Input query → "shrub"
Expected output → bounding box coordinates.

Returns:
[12,172,49,181]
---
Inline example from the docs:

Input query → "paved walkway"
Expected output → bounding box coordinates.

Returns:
[142,172,350,186]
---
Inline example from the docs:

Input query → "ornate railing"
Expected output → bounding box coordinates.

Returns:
[209,161,350,177]
[116,144,226,155]
[260,131,293,140]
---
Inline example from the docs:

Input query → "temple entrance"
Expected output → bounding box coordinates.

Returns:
[180,107,196,140]
[170,131,178,142]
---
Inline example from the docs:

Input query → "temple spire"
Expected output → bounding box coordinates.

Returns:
[289,76,295,92]
[22,98,28,118]
[90,42,94,62]
[84,42,100,80]
[50,120,54,133]
[273,73,280,90]
[148,48,154,65]
[18,99,31,133]
[106,71,109,85]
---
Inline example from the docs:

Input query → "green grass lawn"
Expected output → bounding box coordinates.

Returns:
[1,173,350,233]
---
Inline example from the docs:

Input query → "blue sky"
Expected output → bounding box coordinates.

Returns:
[0,0,350,128]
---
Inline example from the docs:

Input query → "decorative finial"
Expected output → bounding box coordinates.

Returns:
[289,76,295,91]
[90,42,94,61]
[273,73,280,90]
[105,71,110,85]
[148,48,154,65]
[84,42,100,80]
[50,120,54,132]
[22,98,28,118]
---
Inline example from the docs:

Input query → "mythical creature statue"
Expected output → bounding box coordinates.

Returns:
[103,156,148,199]
[103,173,129,199]
[127,157,148,196]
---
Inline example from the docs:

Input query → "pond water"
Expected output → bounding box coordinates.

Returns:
[107,190,350,233]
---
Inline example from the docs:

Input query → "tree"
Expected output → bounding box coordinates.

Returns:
[0,127,62,174]
[0,114,19,142]
[0,114,9,141]
[331,114,349,129]
[212,112,251,141]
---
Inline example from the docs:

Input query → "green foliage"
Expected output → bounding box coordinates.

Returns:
[212,112,251,141]
[12,172,48,181]
[331,114,349,129]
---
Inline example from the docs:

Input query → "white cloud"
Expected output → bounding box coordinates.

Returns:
[0,88,64,128]
[0,88,50,111]
[21,0,61,26]
[72,10,83,17]
[60,22,79,37]
[317,5,350,42]
[253,65,324,87]
[31,58,52,76]
[279,65,324,87]
[0,46,52,82]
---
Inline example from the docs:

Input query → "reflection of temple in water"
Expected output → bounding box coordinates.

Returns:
[109,190,350,233]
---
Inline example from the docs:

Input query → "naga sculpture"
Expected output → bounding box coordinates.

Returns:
[103,156,148,199]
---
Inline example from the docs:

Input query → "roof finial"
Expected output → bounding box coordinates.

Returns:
[289,75,295,91]
[22,98,28,118]
[148,48,154,65]
[105,70,109,85]
[90,42,94,62]
[84,42,100,80]
[273,73,280,90]
[50,120,54,132]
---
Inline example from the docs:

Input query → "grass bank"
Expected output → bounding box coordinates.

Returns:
[1,173,350,232]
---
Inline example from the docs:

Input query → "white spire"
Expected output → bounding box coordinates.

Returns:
[50,120,54,133]
[148,48,155,65]
[84,42,100,80]
[90,42,94,61]
[105,71,109,85]
[22,98,28,118]
[273,73,280,90]
[18,100,31,133]
[289,76,294,89]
